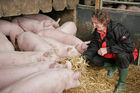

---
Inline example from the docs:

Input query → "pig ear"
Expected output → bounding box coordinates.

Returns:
[66,61,72,70]
[67,47,72,52]
[73,72,81,80]
[56,18,60,24]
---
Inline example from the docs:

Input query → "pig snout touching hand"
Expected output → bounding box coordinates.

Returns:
[42,36,80,58]
[24,14,60,28]
[38,30,86,54]
[0,32,14,51]
[1,68,81,93]
[17,32,52,51]
[75,41,90,54]
[57,21,77,36]
[0,20,24,46]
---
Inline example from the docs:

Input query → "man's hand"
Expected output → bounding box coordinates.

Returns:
[98,48,107,56]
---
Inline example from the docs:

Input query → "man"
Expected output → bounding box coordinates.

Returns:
[83,9,138,93]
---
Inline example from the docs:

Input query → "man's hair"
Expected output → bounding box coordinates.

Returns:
[92,9,110,26]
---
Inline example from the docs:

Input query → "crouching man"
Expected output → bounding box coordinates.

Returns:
[83,9,138,93]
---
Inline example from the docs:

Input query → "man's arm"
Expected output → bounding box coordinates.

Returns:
[83,31,99,61]
[107,24,135,54]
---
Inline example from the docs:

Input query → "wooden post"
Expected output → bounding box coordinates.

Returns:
[95,0,100,9]
[84,0,91,6]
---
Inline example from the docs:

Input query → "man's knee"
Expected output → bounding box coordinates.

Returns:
[115,53,130,68]
[116,53,129,61]
[90,56,104,67]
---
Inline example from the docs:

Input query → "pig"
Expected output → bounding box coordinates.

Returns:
[42,36,80,58]
[0,61,72,90]
[17,32,52,52]
[117,5,127,10]
[0,51,59,66]
[38,30,89,53]
[12,17,52,33]
[24,14,60,28]
[0,20,24,45]
[1,66,81,93]
[0,32,14,51]
[127,6,140,11]
[57,21,77,35]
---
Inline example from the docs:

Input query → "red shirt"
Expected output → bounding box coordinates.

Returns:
[97,27,116,59]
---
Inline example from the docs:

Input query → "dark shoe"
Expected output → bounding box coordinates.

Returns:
[104,62,116,78]
[107,66,116,78]
[114,67,129,93]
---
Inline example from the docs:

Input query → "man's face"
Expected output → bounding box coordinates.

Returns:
[91,17,105,31]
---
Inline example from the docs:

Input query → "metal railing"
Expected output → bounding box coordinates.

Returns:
[100,0,140,12]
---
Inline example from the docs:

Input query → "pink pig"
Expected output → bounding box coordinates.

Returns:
[42,36,80,58]
[24,14,60,28]
[127,6,140,11]
[0,51,59,66]
[0,20,24,45]
[0,61,72,90]
[0,32,14,51]
[117,5,127,10]
[38,30,89,53]
[17,32,52,52]
[1,66,81,93]
[12,17,52,33]
[57,21,77,35]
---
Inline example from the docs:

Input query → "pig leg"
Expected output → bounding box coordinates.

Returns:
[0,32,15,51]
[9,32,16,46]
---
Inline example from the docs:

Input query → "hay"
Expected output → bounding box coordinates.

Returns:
[61,55,140,93]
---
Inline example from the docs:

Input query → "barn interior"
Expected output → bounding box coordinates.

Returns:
[0,0,140,93]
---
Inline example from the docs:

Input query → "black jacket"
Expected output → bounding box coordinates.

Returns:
[83,20,135,60]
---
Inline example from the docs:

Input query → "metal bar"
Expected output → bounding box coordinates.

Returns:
[103,0,140,5]
[102,7,140,12]
[100,0,103,9]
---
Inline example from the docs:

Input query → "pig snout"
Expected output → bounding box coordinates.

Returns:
[65,71,81,90]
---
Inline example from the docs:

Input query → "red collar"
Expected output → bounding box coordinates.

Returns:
[97,26,107,34]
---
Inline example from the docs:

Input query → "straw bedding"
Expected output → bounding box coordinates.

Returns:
[61,55,140,93]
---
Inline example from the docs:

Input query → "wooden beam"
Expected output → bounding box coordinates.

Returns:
[20,0,39,15]
[0,0,21,17]
[53,0,67,11]
[95,0,100,9]
[66,0,79,9]
[39,0,52,13]
[84,0,91,6]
